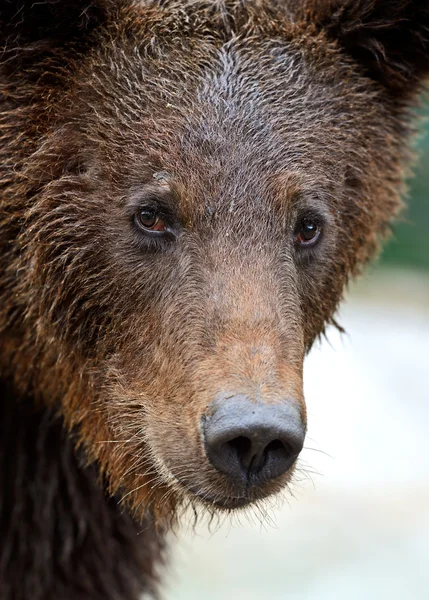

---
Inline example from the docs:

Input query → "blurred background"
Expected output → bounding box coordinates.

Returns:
[163,110,429,600]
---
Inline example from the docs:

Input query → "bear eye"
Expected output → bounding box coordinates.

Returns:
[294,218,322,248]
[135,208,168,233]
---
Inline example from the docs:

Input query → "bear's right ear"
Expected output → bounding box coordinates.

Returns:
[0,0,116,50]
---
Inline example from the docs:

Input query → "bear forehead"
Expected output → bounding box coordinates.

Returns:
[80,32,382,154]
[74,31,386,219]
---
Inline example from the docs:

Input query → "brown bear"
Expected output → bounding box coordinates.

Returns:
[1,0,428,598]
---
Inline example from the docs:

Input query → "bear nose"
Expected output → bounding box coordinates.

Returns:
[203,395,305,484]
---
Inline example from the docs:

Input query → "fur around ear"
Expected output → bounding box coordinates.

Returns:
[310,0,429,97]
[0,0,115,49]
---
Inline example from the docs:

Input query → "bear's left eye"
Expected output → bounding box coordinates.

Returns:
[294,218,322,248]
[135,209,168,233]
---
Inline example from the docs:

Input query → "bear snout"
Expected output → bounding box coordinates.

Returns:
[202,395,305,490]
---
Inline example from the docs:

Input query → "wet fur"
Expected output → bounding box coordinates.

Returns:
[1,1,429,598]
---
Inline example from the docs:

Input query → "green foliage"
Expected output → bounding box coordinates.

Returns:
[381,110,429,271]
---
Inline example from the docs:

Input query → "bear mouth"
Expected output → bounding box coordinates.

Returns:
[176,479,260,510]
[170,465,292,511]
[193,492,251,510]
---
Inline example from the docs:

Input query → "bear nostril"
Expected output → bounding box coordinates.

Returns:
[265,439,285,453]
[227,436,252,463]
[227,436,291,473]
[265,439,289,461]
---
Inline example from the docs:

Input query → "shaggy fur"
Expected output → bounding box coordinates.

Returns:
[0,381,164,600]
[1,1,429,598]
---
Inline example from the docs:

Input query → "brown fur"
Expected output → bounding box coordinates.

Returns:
[1,0,429,597]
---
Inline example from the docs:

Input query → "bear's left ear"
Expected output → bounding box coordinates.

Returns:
[311,0,429,98]
[0,0,117,49]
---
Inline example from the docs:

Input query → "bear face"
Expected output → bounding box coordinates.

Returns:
[1,0,428,520]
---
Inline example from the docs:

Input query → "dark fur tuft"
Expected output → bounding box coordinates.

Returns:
[313,0,429,96]
[0,0,114,49]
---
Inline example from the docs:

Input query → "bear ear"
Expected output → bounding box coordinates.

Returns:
[0,0,116,49]
[312,0,429,98]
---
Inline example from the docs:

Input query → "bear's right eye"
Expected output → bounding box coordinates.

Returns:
[129,187,179,248]
[135,209,168,233]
